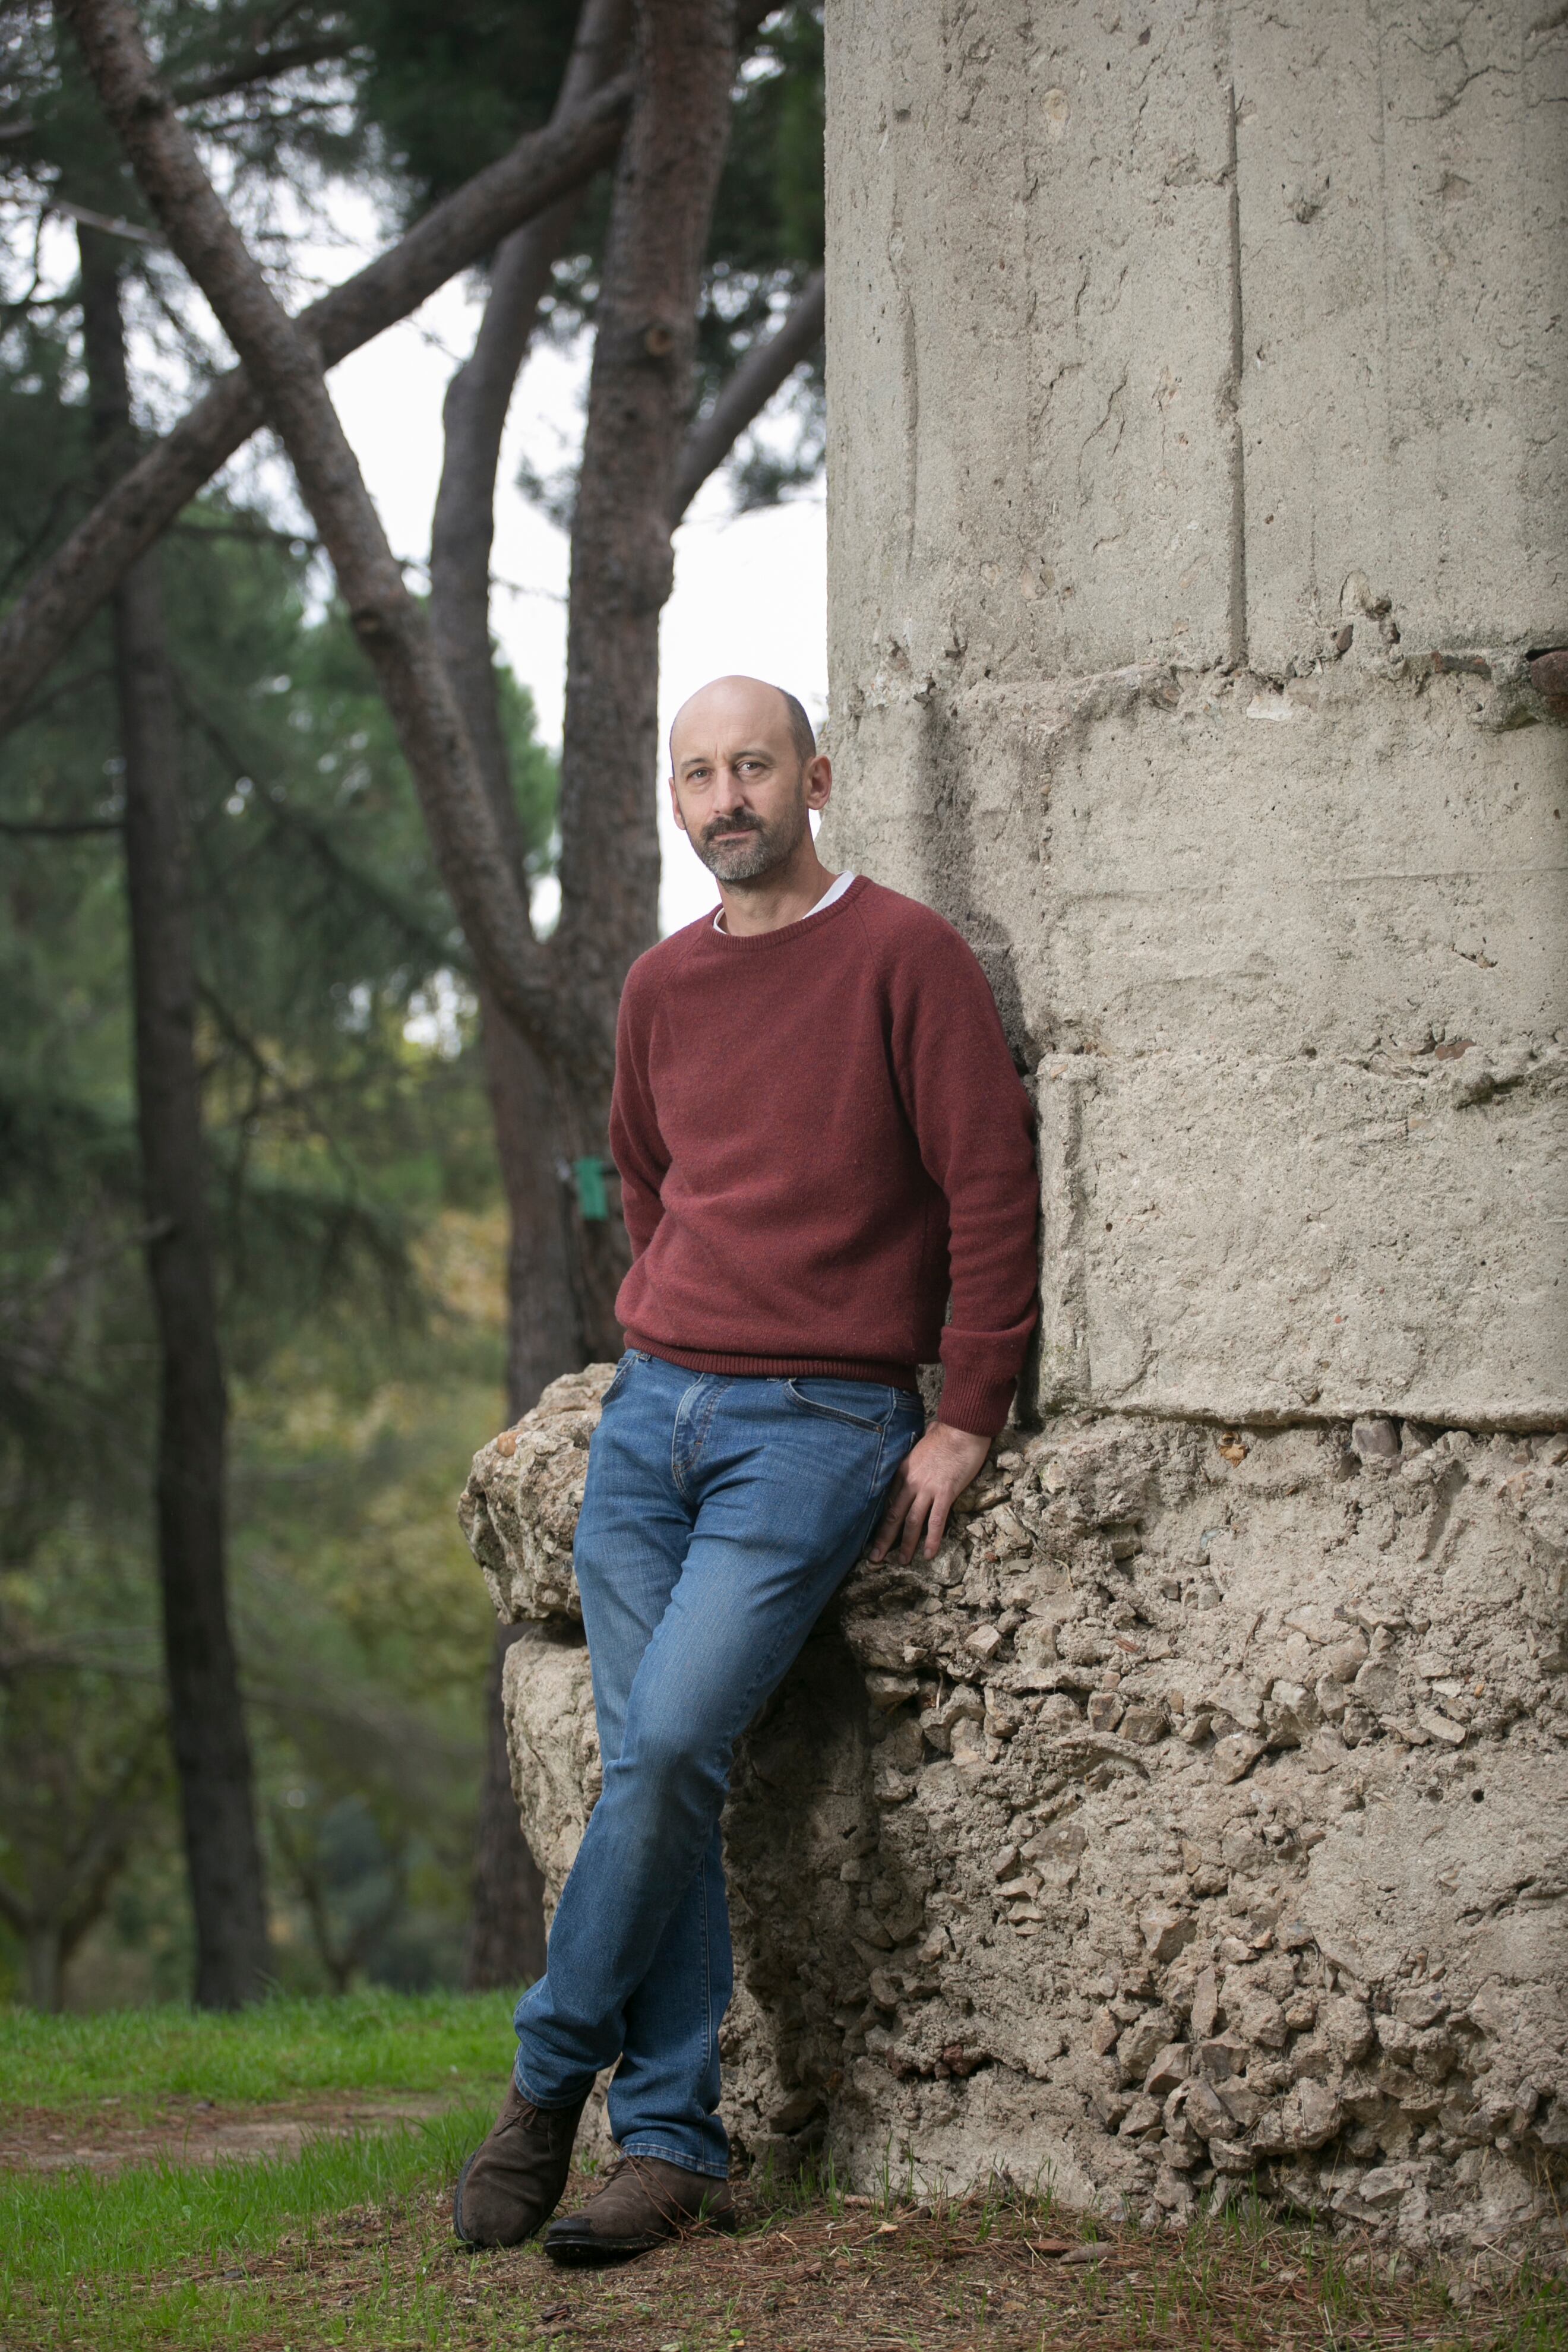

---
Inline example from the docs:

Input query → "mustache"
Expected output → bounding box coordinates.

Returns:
[700,810,766,846]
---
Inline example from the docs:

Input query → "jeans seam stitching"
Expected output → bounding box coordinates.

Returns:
[699,1844,712,2080]
[784,1377,888,1433]
[694,1378,728,1465]
[670,1377,693,1501]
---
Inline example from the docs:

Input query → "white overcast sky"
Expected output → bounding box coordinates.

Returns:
[29,179,828,933]
[21,121,831,936]
[318,234,827,936]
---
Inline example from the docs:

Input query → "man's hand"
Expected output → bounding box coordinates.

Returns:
[869,1422,992,1564]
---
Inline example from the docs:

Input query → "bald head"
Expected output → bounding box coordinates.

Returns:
[666,674,832,894]
[669,675,815,773]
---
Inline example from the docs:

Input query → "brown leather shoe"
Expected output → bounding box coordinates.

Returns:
[543,2153,735,2265]
[452,2079,586,2247]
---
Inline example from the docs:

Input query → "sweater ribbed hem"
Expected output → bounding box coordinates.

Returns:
[934,1364,1016,1438]
[628,1334,921,1394]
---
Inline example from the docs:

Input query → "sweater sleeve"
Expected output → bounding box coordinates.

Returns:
[887,919,1039,1434]
[608,959,671,1262]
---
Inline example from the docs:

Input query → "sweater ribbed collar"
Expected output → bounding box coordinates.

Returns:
[697,872,869,954]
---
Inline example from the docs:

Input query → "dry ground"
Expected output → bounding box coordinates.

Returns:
[128,2166,1568,2352]
[0,2088,455,2175]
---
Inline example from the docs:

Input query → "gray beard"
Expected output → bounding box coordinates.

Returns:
[694,800,808,884]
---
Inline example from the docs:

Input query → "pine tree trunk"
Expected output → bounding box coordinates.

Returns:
[463,1623,547,1989]
[431,0,631,1989]
[78,228,269,2009]
[456,0,739,1980]
[555,0,741,998]
[65,0,580,1076]
[461,1004,572,1989]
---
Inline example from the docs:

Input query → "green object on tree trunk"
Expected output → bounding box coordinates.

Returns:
[573,1156,609,1221]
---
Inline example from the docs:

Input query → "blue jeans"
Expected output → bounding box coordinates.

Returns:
[511,1352,925,2177]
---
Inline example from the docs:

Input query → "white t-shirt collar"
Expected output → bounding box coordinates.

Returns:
[713,871,856,934]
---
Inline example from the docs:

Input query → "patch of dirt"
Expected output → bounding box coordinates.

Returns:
[0,2088,466,2174]
[207,2170,1563,2352]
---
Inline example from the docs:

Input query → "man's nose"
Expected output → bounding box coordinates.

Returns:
[710,762,745,811]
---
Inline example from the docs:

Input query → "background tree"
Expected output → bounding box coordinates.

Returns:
[0,268,556,1997]
[415,0,824,1981]
[1,0,826,1998]
[0,0,632,732]
[80,217,271,2009]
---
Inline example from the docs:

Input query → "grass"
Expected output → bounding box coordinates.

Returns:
[0,1987,517,2113]
[2,1993,507,2349]
[0,2100,488,2294]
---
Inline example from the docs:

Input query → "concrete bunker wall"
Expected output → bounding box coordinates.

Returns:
[463,0,1568,2255]
[465,1374,1568,2247]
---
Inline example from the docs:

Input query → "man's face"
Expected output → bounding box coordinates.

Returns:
[668,682,826,884]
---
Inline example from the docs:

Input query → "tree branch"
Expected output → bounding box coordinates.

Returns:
[671,266,824,521]
[62,0,590,1076]
[0,69,633,743]
[47,197,164,247]
[0,815,121,836]
[430,0,631,875]
[57,1718,168,1954]
[171,36,359,106]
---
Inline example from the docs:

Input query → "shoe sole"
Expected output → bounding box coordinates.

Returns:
[544,2212,736,2268]
[452,2153,482,2247]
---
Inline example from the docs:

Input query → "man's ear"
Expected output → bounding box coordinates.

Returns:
[805,753,832,811]
[668,776,690,837]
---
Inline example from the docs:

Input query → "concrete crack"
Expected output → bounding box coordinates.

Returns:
[1226,80,1248,671]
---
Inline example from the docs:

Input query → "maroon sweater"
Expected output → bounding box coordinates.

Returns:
[609,877,1039,1434]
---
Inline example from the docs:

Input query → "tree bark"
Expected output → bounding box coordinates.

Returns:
[431,0,630,830]
[463,1624,549,1989]
[429,0,638,1406]
[0,71,633,742]
[78,226,270,2008]
[524,0,742,1390]
[64,0,595,1083]
[554,0,738,997]
[460,1007,574,1990]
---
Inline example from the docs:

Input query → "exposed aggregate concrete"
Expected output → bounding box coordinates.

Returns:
[461,1370,1568,2258]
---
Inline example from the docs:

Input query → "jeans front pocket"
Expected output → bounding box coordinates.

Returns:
[599,1350,645,1409]
[784,1376,901,1433]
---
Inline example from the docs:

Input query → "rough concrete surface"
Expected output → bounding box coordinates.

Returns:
[463,1377,1568,2252]
[823,0,1568,1426]
[825,0,1565,682]
[461,0,1567,2263]
[837,660,1567,1428]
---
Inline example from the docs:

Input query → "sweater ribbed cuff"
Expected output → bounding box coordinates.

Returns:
[935,1364,1015,1438]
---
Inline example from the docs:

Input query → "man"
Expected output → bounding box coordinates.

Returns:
[454,675,1038,2264]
